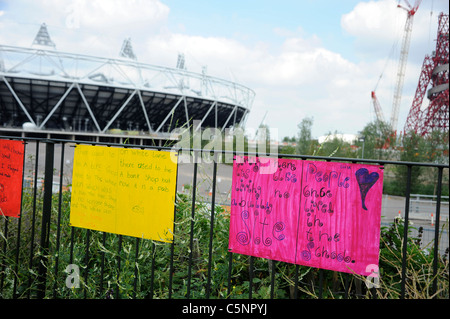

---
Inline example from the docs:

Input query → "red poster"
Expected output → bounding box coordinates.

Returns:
[0,139,25,218]
[229,156,384,276]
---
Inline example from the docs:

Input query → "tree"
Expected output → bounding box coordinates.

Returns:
[396,130,449,195]
[422,130,449,164]
[397,131,427,188]
[296,117,314,155]
[356,120,395,160]
[316,132,355,158]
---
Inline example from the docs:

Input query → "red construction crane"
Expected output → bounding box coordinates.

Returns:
[371,91,385,123]
[404,13,449,137]
[371,0,421,132]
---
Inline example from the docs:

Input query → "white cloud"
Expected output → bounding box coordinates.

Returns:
[69,0,170,31]
[126,26,375,138]
[342,0,401,39]
[341,0,448,63]
[0,0,170,56]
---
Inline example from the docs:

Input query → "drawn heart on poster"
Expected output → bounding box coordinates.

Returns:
[355,168,379,211]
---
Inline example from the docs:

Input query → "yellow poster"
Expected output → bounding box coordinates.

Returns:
[70,145,178,242]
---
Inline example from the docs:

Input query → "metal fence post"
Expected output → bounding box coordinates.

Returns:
[432,167,443,296]
[186,151,198,299]
[400,165,412,299]
[36,141,55,298]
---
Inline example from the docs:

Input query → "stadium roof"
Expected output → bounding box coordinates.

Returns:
[0,24,254,134]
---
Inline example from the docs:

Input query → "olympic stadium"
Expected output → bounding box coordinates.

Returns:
[0,24,254,143]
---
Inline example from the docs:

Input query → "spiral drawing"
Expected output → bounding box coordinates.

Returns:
[301,241,314,261]
[301,250,311,261]
[236,232,249,245]
[272,222,286,241]
[236,210,250,245]
[263,236,272,247]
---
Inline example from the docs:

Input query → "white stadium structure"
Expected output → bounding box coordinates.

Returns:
[0,24,254,143]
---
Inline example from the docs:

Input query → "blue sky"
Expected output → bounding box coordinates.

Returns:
[1,0,448,140]
[163,1,361,59]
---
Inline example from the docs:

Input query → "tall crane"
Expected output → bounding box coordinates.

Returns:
[371,0,421,132]
[390,0,422,132]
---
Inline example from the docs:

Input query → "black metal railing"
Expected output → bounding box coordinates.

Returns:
[0,136,448,299]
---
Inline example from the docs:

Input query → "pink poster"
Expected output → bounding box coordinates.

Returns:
[228,156,384,276]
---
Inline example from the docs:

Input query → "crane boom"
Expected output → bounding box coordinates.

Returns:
[390,0,421,132]
[371,91,385,123]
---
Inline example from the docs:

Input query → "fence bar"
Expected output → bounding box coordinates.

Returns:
[168,229,175,298]
[186,151,198,299]
[0,217,8,295]
[99,232,107,297]
[400,165,413,299]
[168,212,175,298]
[27,140,39,298]
[227,252,233,298]
[12,217,21,298]
[168,152,180,299]
[294,265,299,299]
[206,154,218,299]
[343,274,349,299]
[149,242,156,299]
[11,141,26,298]
[116,235,122,299]
[248,256,254,299]
[84,229,90,299]
[432,167,443,296]
[69,228,75,265]
[270,260,275,298]
[1,135,449,168]
[133,237,140,298]
[53,142,65,298]
[36,141,55,299]
[371,286,377,299]
[318,269,324,298]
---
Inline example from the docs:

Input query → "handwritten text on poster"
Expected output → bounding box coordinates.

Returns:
[228,156,384,276]
[0,139,25,218]
[70,145,178,242]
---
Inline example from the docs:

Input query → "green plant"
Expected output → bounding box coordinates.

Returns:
[377,217,449,298]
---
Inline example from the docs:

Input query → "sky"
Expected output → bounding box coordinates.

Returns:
[0,0,448,140]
